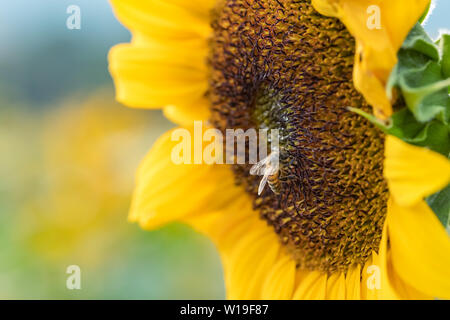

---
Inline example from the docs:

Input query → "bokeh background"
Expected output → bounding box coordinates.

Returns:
[0,0,448,299]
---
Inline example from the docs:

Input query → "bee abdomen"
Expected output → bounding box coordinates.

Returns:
[268,174,282,195]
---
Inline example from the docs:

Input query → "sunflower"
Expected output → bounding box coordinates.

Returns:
[108,0,450,299]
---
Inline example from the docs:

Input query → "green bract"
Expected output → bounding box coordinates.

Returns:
[427,185,450,232]
[387,24,449,125]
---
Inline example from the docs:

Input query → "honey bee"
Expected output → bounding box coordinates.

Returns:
[250,150,281,195]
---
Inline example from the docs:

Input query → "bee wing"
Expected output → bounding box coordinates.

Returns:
[250,157,271,175]
[267,152,279,172]
[257,174,269,195]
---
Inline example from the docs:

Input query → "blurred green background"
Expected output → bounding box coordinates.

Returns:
[0,0,224,299]
[0,0,448,299]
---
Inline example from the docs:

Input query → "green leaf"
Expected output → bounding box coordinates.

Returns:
[398,61,450,123]
[440,34,450,79]
[350,107,450,157]
[387,24,449,124]
[401,23,439,61]
[426,184,450,232]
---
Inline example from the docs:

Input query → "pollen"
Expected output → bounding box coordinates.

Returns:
[208,0,388,273]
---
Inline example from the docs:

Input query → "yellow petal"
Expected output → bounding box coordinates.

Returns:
[388,197,450,299]
[186,197,255,246]
[129,127,242,229]
[384,135,450,207]
[224,222,280,299]
[163,103,210,127]
[108,39,209,118]
[108,0,212,123]
[362,225,422,300]
[292,271,327,300]
[187,200,284,299]
[110,0,212,40]
[261,253,296,299]
[376,222,401,300]
[326,272,346,300]
[360,256,378,300]
[345,264,361,299]
[386,252,432,299]
[312,0,430,119]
